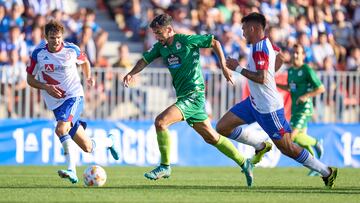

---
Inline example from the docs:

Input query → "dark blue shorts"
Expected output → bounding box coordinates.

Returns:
[230,97,291,140]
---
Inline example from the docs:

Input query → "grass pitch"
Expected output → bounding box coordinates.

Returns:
[0,166,359,203]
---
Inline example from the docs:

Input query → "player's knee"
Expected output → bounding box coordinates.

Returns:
[83,144,93,153]
[55,125,70,136]
[154,116,167,131]
[215,122,225,135]
[203,136,218,145]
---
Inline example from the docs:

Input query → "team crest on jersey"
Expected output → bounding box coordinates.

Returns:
[176,41,181,50]
[65,52,71,60]
[45,64,55,72]
[298,70,303,76]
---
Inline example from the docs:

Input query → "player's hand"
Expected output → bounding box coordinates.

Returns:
[222,67,234,85]
[226,57,239,71]
[45,85,65,99]
[123,74,133,87]
[86,77,95,88]
[296,95,308,104]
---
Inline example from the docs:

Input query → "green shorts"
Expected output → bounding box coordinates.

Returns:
[290,114,311,130]
[175,91,208,126]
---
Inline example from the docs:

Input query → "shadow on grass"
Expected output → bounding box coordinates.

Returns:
[2,185,360,194]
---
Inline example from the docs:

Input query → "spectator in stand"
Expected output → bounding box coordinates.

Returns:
[312,32,336,69]
[78,25,96,66]
[80,8,108,66]
[169,3,194,34]
[332,9,357,64]
[200,48,218,72]
[6,26,27,63]
[308,0,332,24]
[260,0,288,26]
[310,8,333,43]
[346,47,360,72]
[0,3,10,39]
[1,48,27,117]
[26,25,44,55]
[297,32,315,66]
[217,0,238,24]
[220,25,241,60]
[291,15,311,42]
[8,3,24,28]
[112,44,132,69]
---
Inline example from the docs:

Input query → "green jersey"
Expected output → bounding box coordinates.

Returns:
[143,34,213,97]
[287,64,323,115]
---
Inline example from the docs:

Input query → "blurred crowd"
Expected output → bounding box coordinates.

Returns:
[0,0,359,119]
[105,0,360,72]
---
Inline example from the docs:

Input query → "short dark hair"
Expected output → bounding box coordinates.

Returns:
[241,12,266,29]
[150,14,172,29]
[44,20,64,36]
[293,43,305,53]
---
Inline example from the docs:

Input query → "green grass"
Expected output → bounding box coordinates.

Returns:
[0,166,359,203]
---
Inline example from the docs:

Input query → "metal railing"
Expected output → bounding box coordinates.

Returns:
[0,67,359,123]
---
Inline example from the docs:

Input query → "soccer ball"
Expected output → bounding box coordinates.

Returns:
[83,165,107,187]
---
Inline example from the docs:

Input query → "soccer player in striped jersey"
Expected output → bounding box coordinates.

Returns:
[26,20,119,184]
[216,12,337,188]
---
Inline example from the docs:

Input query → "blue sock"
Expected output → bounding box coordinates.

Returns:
[295,149,310,164]
[228,126,242,140]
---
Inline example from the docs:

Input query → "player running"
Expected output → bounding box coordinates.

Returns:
[216,12,337,188]
[26,20,119,184]
[277,44,325,176]
[123,13,254,186]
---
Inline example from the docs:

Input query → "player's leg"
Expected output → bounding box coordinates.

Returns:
[259,108,337,188]
[53,98,81,183]
[216,98,271,164]
[290,115,317,156]
[144,104,183,180]
[192,118,253,187]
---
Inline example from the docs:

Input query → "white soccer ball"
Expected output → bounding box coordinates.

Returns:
[83,165,107,187]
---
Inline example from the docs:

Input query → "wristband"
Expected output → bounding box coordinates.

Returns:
[235,66,244,73]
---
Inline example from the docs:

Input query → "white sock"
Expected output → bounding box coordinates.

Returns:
[303,155,331,177]
[60,135,76,172]
[229,125,265,150]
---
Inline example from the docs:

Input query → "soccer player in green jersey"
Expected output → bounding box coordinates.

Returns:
[277,44,325,176]
[123,13,254,186]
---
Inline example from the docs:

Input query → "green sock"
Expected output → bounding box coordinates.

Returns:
[157,130,171,165]
[214,136,245,167]
[294,132,316,156]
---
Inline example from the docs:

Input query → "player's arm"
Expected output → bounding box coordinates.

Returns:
[226,57,267,84]
[123,58,147,87]
[297,85,325,104]
[276,83,289,91]
[27,74,63,98]
[80,59,95,87]
[211,38,234,85]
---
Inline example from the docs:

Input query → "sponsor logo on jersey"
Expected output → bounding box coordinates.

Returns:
[168,54,181,68]
[43,56,49,60]
[257,60,265,65]
[45,64,54,72]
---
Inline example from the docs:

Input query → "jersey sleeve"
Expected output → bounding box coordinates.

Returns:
[252,41,269,70]
[305,65,323,89]
[26,48,41,75]
[185,34,213,48]
[142,43,161,64]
